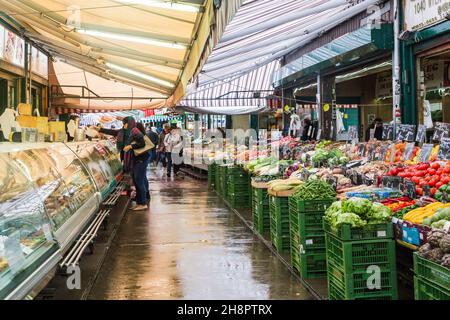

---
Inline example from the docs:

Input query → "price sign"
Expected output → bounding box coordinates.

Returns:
[301,168,310,181]
[404,180,416,199]
[362,174,374,186]
[348,126,358,142]
[438,137,450,160]
[419,143,434,163]
[382,123,393,141]
[416,124,426,143]
[390,144,396,163]
[402,142,415,161]
[326,176,338,191]
[357,143,366,157]
[432,122,450,142]
[422,185,431,197]
[396,124,416,142]
[379,145,389,162]
[382,176,403,190]
[367,144,376,161]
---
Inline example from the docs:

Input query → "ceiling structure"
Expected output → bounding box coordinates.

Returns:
[0,0,238,110]
[179,0,385,114]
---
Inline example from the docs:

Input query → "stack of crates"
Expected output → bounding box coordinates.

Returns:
[252,187,270,234]
[215,164,222,195]
[226,166,250,209]
[208,163,216,189]
[289,198,334,279]
[270,195,290,253]
[215,165,228,199]
[324,219,398,300]
[413,252,450,300]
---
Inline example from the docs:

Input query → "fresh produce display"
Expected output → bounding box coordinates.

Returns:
[393,204,420,219]
[422,206,450,228]
[324,197,393,229]
[403,202,450,224]
[290,179,336,200]
[267,178,303,192]
[380,197,416,212]
[418,230,450,268]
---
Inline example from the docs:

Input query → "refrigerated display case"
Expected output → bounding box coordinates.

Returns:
[0,148,60,300]
[66,142,118,199]
[98,139,122,178]
[0,140,119,299]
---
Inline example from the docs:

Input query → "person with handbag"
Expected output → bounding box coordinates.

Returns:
[123,124,154,211]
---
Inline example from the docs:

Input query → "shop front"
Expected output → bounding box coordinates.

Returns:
[401,0,450,139]
[273,23,394,141]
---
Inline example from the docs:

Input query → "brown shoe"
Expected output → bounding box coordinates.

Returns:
[130,204,148,211]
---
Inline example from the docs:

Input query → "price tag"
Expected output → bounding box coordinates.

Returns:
[404,180,416,199]
[419,143,433,163]
[367,144,376,160]
[357,143,366,157]
[382,123,393,141]
[402,142,415,161]
[379,145,389,162]
[382,176,403,190]
[422,185,431,197]
[326,176,338,191]
[390,144,396,163]
[316,129,321,141]
[396,124,417,142]
[432,122,450,141]
[362,174,374,186]
[438,137,450,160]
[4,232,25,275]
[416,124,426,143]
[348,126,358,142]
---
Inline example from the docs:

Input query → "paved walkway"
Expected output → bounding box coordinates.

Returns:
[89,167,312,300]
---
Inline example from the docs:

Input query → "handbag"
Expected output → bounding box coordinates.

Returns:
[133,135,154,156]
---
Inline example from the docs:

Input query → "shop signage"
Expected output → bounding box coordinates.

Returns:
[3,29,25,67]
[404,0,450,31]
[375,71,393,98]
[31,47,48,78]
[423,60,444,90]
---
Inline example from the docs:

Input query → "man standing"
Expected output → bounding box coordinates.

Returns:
[164,124,183,178]
[146,125,159,165]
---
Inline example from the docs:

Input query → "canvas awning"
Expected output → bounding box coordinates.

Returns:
[0,0,242,110]
[177,0,385,114]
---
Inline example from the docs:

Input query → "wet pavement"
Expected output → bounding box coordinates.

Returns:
[88,167,313,300]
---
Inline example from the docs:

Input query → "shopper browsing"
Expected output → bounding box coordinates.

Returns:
[164,124,183,178]
[157,124,170,168]
[146,125,159,166]
[123,124,152,211]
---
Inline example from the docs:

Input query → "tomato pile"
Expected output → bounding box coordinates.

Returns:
[387,162,450,196]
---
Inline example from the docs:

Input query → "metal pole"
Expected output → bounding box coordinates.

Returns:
[316,73,321,133]
[392,0,401,140]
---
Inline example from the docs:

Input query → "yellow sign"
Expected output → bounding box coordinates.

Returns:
[344,114,348,119]
[284,105,290,112]
[323,104,330,112]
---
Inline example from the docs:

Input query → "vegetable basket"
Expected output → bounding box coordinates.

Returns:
[323,218,394,241]
[414,252,450,290]
[414,276,450,300]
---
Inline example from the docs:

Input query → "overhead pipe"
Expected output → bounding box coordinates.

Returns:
[204,0,382,73]
[219,0,351,43]
[201,0,383,82]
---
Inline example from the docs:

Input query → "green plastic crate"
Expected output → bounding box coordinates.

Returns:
[414,252,450,290]
[288,197,335,212]
[323,218,394,241]
[252,187,270,234]
[414,276,450,300]
[208,164,216,189]
[291,249,327,279]
[325,234,398,300]
[271,233,290,253]
[328,276,396,300]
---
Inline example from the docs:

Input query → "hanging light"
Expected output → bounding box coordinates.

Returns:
[116,0,201,12]
[105,62,174,88]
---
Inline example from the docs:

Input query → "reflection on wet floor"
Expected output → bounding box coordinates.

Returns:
[88,167,312,300]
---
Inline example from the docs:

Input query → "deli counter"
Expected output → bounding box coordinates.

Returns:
[0,140,122,299]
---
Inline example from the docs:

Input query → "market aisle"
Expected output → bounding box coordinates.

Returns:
[89,167,312,300]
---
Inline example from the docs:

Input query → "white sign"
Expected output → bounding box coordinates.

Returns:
[31,47,48,78]
[3,29,25,67]
[404,0,450,31]
[376,71,393,98]
[423,60,444,90]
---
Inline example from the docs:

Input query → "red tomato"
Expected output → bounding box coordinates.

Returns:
[416,187,423,196]
[411,176,420,184]
[436,181,444,189]
[428,180,436,187]
[415,170,426,177]
[431,188,437,196]
[398,172,406,178]
[427,168,437,175]
[444,167,450,174]
[419,163,430,170]
[389,168,398,176]
[431,162,441,170]
[442,177,450,184]
[437,168,444,174]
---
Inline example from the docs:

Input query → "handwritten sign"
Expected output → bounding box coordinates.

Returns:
[357,143,366,157]
[367,144,376,161]
[405,180,416,199]
[382,176,403,190]
[379,144,389,162]
[403,142,415,161]
[416,124,426,143]
[348,126,358,142]
[419,143,434,163]
[382,124,393,141]
[438,137,450,161]
[432,122,450,141]
[396,124,416,142]
[422,185,431,197]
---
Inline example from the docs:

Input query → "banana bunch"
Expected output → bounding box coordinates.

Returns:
[267,178,304,192]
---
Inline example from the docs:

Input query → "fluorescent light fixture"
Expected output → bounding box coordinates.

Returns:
[76,29,187,50]
[117,0,200,13]
[105,62,174,88]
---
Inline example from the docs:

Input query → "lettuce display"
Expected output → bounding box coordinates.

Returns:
[325,198,393,230]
